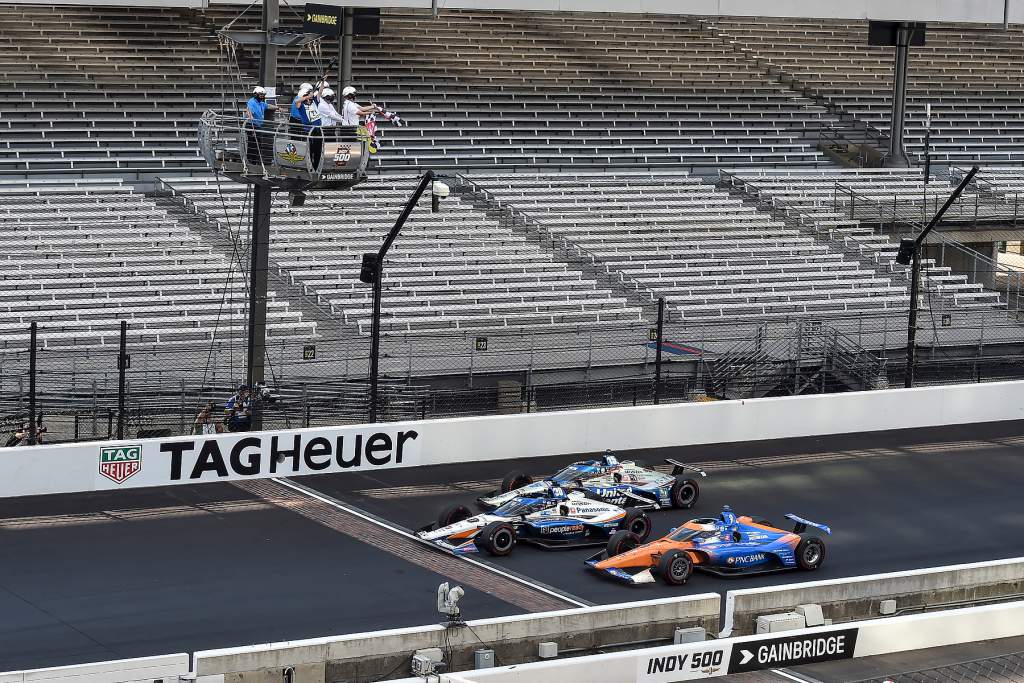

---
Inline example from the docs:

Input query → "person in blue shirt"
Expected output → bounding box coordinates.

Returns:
[289,79,328,169]
[224,385,252,432]
[244,86,277,165]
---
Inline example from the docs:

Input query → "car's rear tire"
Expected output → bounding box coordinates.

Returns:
[670,476,700,509]
[606,529,640,557]
[796,536,826,570]
[436,504,473,528]
[620,508,652,541]
[658,549,693,585]
[476,521,517,556]
[499,471,533,494]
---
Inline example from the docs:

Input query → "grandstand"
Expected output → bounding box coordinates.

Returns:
[1,2,1024,440]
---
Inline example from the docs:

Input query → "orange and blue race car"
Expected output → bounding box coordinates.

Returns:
[585,505,830,585]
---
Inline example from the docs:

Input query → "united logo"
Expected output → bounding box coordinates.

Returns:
[279,142,306,164]
[99,445,142,484]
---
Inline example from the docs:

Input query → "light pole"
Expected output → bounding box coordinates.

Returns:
[363,171,447,423]
[923,103,932,185]
[898,165,978,388]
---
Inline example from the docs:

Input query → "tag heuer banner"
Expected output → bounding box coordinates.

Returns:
[303,3,342,36]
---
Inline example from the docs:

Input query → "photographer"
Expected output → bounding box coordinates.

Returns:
[193,402,223,436]
[224,385,252,433]
[5,422,45,447]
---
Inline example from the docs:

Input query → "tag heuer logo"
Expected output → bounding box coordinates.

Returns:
[99,445,142,484]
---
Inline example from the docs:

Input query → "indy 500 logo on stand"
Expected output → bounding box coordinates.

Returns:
[99,445,142,484]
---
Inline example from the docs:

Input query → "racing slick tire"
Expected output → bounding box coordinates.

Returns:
[619,508,652,541]
[669,476,700,509]
[499,471,533,494]
[659,549,694,585]
[437,504,473,529]
[476,521,517,557]
[796,536,826,571]
[606,530,641,557]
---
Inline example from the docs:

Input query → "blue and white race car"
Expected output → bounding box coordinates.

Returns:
[416,487,653,557]
[478,451,706,512]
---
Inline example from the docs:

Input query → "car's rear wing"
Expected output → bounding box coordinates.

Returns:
[786,513,832,536]
[665,459,708,477]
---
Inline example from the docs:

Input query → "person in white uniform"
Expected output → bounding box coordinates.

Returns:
[340,85,378,126]
[317,88,345,127]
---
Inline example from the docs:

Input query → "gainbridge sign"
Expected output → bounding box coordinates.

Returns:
[303,3,342,37]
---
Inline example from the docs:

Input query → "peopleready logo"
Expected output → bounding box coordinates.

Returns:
[157,429,420,482]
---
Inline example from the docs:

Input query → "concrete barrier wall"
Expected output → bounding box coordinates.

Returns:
[193,594,720,683]
[417,601,1024,683]
[0,655,190,683]
[722,556,1024,636]
[3,380,1024,498]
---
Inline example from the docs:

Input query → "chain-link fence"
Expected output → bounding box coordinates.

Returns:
[852,650,1024,682]
[5,308,1024,446]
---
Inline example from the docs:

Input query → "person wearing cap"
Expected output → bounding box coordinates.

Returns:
[224,385,252,432]
[290,77,328,168]
[340,85,378,126]
[245,86,277,164]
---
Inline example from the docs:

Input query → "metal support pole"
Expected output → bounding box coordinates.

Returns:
[905,166,979,388]
[339,8,353,88]
[247,185,272,431]
[654,297,665,405]
[117,320,127,440]
[28,322,37,445]
[887,25,911,167]
[370,171,436,423]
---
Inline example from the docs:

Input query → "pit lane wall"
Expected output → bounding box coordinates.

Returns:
[2,379,1024,499]
[191,594,720,683]
[416,600,1024,682]
[722,555,1024,637]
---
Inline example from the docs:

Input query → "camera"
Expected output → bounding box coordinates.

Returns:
[252,383,277,405]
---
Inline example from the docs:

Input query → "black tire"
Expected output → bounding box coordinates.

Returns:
[500,470,533,494]
[606,529,641,557]
[669,476,700,509]
[658,549,694,585]
[436,504,472,529]
[475,521,517,557]
[796,536,826,571]
[619,508,653,541]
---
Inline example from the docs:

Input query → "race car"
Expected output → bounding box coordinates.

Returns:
[416,487,652,557]
[585,505,830,585]
[478,451,706,512]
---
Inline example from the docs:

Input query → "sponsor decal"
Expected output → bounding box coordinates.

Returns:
[728,628,858,674]
[99,445,142,484]
[640,646,729,681]
[158,429,419,482]
[279,142,306,164]
[333,151,351,163]
[540,523,584,535]
[727,553,767,565]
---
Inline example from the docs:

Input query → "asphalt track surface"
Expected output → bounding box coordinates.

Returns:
[298,420,1024,606]
[1,420,1023,672]
[0,483,521,671]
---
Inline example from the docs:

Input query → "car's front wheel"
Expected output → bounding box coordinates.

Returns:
[476,521,517,556]
[619,508,652,541]
[499,471,533,494]
[605,529,641,557]
[658,549,694,585]
[796,536,826,571]
[670,476,700,509]
[436,504,472,528]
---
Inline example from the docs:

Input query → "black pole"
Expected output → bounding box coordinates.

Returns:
[247,186,272,431]
[117,320,127,440]
[654,297,665,405]
[887,25,910,166]
[369,171,436,422]
[905,165,979,388]
[28,322,37,445]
